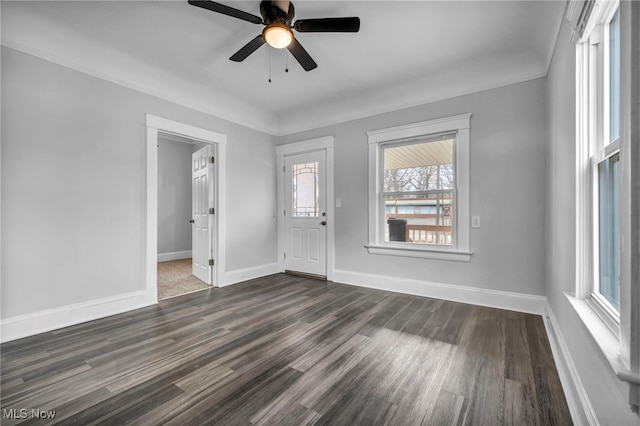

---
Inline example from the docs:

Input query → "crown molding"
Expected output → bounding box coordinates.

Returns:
[1,40,279,136]
[3,40,548,138]
[275,67,548,136]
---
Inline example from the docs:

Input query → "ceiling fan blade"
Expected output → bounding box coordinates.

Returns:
[287,38,317,71]
[294,17,360,33]
[188,1,263,25]
[230,35,266,62]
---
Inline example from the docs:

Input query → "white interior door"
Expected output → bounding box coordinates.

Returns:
[284,150,327,277]
[192,144,213,284]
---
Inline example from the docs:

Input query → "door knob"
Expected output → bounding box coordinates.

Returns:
[320,221,327,226]
[189,219,195,224]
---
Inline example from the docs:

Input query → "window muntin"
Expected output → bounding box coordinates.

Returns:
[381,135,456,246]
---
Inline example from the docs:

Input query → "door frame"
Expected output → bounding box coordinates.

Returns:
[146,114,227,299]
[276,136,335,281]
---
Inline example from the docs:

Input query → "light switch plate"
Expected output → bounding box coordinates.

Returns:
[472,216,481,228]
[335,198,342,208]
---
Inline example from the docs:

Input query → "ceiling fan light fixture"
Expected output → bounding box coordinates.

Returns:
[263,24,293,49]
[189,1,359,71]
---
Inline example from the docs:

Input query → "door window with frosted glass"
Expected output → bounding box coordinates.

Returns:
[292,162,319,217]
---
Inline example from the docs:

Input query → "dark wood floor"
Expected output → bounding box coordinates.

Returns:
[1,274,572,425]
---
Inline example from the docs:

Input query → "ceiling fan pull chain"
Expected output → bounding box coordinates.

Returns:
[268,49,272,83]
[285,51,289,73]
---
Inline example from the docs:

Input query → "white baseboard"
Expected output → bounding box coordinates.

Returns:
[332,269,546,315]
[543,302,598,426]
[221,262,280,287]
[0,290,157,343]
[157,250,192,262]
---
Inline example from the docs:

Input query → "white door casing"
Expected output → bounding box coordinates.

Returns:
[284,150,327,276]
[192,144,214,284]
[147,114,226,298]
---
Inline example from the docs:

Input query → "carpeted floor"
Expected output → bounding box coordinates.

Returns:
[157,258,210,300]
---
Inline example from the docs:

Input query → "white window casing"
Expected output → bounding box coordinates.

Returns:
[572,0,640,413]
[366,114,471,262]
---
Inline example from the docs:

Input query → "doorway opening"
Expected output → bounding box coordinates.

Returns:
[157,133,212,299]
[146,115,227,302]
[157,258,207,299]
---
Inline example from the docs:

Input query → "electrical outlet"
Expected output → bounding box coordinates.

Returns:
[471,216,481,228]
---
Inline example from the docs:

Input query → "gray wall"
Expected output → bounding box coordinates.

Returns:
[545,15,638,426]
[278,78,547,296]
[157,137,193,256]
[1,46,277,319]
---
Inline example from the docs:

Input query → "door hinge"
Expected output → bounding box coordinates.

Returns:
[209,208,215,215]
[284,252,286,259]
[209,259,214,266]
[209,156,215,164]
[283,165,285,172]
[284,209,286,216]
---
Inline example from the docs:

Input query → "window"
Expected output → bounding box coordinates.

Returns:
[382,135,455,245]
[596,153,620,313]
[574,1,640,412]
[609,9,620,143]
[367,114,471,261]
[292,162,319,217]
[577,0,621,323]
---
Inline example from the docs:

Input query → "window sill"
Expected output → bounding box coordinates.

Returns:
[365,244,472,262]
[565,293,640,386]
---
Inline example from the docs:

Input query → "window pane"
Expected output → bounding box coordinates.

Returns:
[383,138,454,192]
[292,162,318,217]
[609,9,620,143]
[384,192,453,245]
[598,154,620,312]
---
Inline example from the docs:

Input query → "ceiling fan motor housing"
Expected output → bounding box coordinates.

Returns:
[260,0,295,26]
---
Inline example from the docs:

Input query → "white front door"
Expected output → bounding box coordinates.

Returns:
[192,144,213,284]
[284,150,327,277]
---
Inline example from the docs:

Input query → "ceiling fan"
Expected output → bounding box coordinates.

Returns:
[188,0,360,71]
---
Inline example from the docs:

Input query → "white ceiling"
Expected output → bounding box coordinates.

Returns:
[1,0,566,135]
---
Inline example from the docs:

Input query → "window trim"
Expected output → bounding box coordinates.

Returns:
[573,0,640,403]
[576,0,621,329]
[366,113,471,262]
[592,3,621,320]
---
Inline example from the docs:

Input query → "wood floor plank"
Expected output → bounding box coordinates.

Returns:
[0,273,572,425]
[352,396,398,425]
[426,389,468,426]
[253,401,320,426]
[504,378,539,426]
[386,340,457,424]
